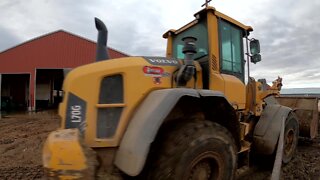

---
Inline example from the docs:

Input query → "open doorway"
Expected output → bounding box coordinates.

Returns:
[1,74,30,111]
[35,69,64,110]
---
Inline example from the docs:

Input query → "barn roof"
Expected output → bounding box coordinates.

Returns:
[0,30,129,73]
[0,29,129,57]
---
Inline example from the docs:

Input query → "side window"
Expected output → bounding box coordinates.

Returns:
[219,20,243,77]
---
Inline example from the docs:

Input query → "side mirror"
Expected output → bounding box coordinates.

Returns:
[250,39,260,55]
[250,54,261,64]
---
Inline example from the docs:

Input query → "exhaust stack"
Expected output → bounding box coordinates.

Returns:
[94,17,110,61]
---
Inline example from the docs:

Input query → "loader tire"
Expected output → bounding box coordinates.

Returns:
[282,113,299,164]
[147,120,237,180]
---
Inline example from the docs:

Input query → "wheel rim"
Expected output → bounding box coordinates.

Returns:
[284,128,295,156]
[185,151,223,180]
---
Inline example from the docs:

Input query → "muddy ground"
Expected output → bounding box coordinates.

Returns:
[0,112,59,179]
[0,112,319,179]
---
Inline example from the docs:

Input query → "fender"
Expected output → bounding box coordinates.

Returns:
[253,96,292,155]
[114,88,226,176]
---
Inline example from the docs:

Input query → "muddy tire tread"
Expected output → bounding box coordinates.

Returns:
[147,120,237,180]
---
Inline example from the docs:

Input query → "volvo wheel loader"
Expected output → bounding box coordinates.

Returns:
[42,5,318,179]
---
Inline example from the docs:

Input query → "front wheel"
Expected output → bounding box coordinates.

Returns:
[147,120,237,180]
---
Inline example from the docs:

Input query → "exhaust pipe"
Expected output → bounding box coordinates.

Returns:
[94,17,110,61]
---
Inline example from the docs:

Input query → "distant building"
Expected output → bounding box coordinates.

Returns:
[0,30,128,111]
[281,88,320,98]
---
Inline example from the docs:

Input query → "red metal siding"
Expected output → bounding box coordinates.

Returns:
[0,30,128,110]
[0,30,127,72]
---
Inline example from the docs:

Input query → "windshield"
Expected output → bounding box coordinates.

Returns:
[172,20,208,60]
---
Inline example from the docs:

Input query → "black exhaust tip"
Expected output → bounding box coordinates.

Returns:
[95,17,110,61]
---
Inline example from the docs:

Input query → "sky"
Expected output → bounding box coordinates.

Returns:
[0,0,319,88]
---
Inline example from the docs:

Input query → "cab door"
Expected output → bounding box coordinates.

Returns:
[218,19,246,109]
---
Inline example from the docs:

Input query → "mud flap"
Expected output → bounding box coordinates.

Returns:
[42,129,97,179]
[270,116,285,180]
[253,96,291,155]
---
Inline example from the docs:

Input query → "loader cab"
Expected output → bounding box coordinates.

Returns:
[163,6,254,109]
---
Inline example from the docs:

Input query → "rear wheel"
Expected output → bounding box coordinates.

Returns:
[147,120,237,180]
[282,113,299,164]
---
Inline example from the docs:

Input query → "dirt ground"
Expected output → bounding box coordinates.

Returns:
[237,136,320,180]
[0,112,59,179]
[0,112,319,179]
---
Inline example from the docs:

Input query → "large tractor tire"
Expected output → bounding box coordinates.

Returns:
[147,120,237,180]
[282,113,299,164]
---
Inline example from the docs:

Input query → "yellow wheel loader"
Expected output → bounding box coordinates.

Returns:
[42,5,318,179]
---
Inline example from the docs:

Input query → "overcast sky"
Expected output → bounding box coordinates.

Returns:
[1,0,319,88]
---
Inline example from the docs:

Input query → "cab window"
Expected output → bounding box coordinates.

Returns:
[219,19,244,81]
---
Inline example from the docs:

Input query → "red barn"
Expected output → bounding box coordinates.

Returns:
[0,30,128,111]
